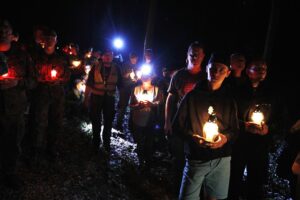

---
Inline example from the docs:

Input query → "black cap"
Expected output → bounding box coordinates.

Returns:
[208,52,230,68]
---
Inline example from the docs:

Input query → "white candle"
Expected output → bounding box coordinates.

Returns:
[203,106,219,142]
[203,121,219,142]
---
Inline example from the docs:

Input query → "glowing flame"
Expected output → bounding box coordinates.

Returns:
[140,64,152,76]
[130,70,135,80]
[208,106,214,115]
[135,91,154,103]
[251,110,264,125]
[72,60,81,67]
[79,84,86,93]
[203,121,219,142]
[136,71,142,79]
[202,106,219,142]
[1,73,8,77]
[51,69,57,78]
[85,65,91,74]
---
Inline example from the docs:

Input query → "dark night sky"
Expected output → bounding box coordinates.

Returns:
[1,0,299,84]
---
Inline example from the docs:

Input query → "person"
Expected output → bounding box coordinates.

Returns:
[276,93,300,200]
[224,52,247,88]
[292,150,300,200]
[65,78,85,119]
[115,52,139,132]
[164,41,206,195]
[84,48,122,154]
[129,72,163,169]
[25,25,49,55]
[0,19,35,189]
[29,28,70,163]
[173,53,239,200]
[143,48,159,85]
[229,57,285,199]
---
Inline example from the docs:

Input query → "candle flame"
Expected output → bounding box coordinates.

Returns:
[130,71,135,80]
[51,69,57,78]
[208,106,214,115]
[203,121,219,142]
[136,91,154,102]
[72,60,81,67]
[251,110,264,125]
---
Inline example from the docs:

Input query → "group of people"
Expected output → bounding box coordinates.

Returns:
[0,18,172,191]
[1,18,299,200]
[164,41,300,199]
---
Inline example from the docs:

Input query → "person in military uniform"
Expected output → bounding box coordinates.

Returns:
[84,49,122,154]
[115,52,139,132]
[29,28,70,163]
[0,19,35,189]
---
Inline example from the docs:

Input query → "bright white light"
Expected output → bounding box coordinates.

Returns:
[140,64,152,76]
[113,38,124,49]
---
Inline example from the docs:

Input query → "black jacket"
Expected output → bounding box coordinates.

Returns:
[173,80,239,161]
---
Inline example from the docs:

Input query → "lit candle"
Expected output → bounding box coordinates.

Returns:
[135,90,154,103]
[136,70,142,79]
[202,106,219,142]
[51,69,57,79]
[79,83,86,93]
[251,109,264,126]
[130,70,135,80]
[1,73,8,77]
[72,60,81,68]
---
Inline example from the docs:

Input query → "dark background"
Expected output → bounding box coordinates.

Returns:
[1,0,299,86]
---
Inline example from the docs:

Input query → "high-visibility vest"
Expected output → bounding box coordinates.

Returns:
[92,63,118,95]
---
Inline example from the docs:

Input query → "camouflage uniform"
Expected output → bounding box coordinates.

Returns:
[0,45,35,177]
[30,49,70,158]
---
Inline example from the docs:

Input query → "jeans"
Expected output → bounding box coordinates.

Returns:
[179,157,231,200]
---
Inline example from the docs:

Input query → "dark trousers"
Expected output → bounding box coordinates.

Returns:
[131,125,154,165]
[30,86,65,154]
[168,134,185,197]
[0,114,25,176]
[116,87,132,129]
[89,94,115,151]
[229,142,269,200]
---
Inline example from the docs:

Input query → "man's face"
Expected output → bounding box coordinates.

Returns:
[247,64,267,82]
[102,51,114,63]
[230,57,246,71]
[130,57,138,65]
[0,26,13,45]
[187,47,205,67]
[207,62,231,84]
[43,35,57,49]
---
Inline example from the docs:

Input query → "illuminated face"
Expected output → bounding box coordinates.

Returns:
[247,64,267,82]
[207,63,231,84]
[0,25,13,49]
[130,57,138,65]
[43,35,57,49]
[230,56,246,71]
[187,47,205,67]
[102,51,114,63]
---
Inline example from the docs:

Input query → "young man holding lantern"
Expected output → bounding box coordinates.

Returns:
[173,53,239,200]
[228,58,285,200]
